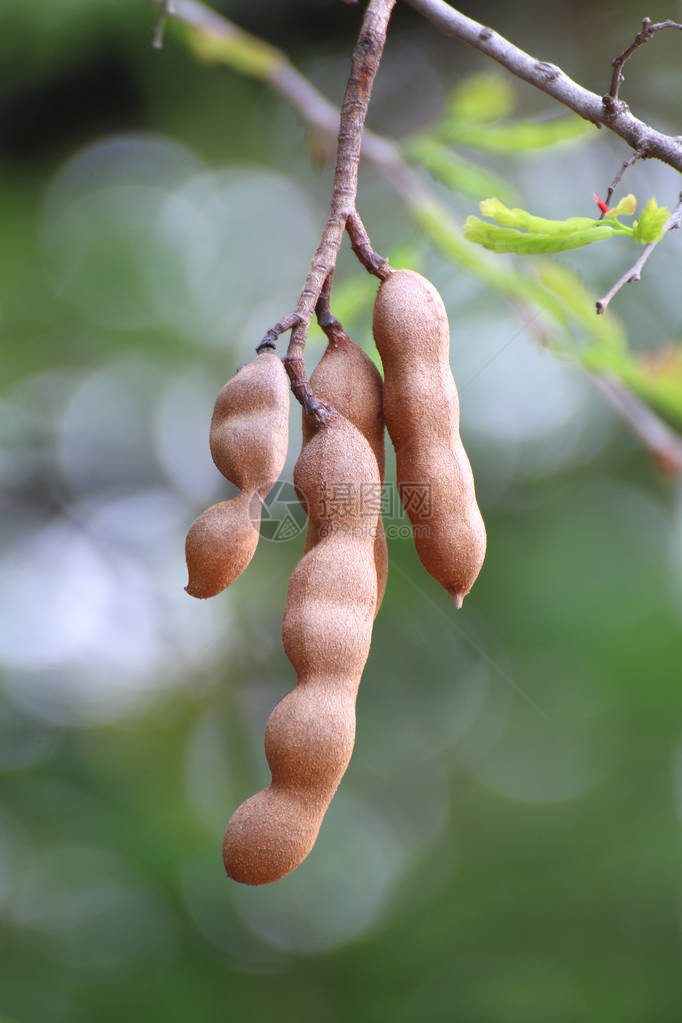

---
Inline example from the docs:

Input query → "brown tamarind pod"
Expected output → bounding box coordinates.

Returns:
[222,413,379,885]
[184,350,289,598]
[302,329,388,612]
[372,269,486,607]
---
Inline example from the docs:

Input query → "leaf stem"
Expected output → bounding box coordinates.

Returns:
[596,194,682,314]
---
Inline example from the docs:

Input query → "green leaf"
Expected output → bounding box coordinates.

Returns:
[439,115,592,153]
[610,194,637,216]
[466,197,633,254]
[412,199,571,333]
[633,198,669,243]
[404,137,518,205]
[447,73,517,123]
[464,216,616,254]
[480,198,601,236]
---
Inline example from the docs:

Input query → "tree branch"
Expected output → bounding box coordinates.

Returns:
[402,0,682,175]
[156,0,682,472]
[279,0,396,418]
[596,194,682,314]
[162,0,398,417]
[608,18,682,105]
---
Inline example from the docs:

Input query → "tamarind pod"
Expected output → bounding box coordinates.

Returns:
[223,414,378,885]
[372,269,486,606]
[302,331,388,613]
[184,493,260,599]
[209,352,289,491]
[184,351,289,599]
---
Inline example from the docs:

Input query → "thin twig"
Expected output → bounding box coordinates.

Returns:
[161,0,395,417]
[401,0,682,174]
[315,270,335,326]
[608,18,682,105]
[257,313,301,352]
[152,0,175,49]
[315,293,347,347]
[599,150,645,219]
[281,0,395,419]
[596,194,682,314]
[346,210,391,278]
[315,269,347,348]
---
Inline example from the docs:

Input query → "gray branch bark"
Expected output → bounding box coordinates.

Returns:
[403,0,682,174]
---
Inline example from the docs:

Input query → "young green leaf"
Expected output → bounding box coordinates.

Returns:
[610,194,637,216]
[633,198,669,243]
[464,217,616,253]
[412,198,571,331]
[480,198,601,236]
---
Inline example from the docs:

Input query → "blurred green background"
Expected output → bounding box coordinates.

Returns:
[2,2,682,1021]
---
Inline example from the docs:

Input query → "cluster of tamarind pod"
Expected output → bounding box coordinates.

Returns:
[184,269,486,885]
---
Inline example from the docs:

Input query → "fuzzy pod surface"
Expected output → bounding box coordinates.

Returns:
[302,329,388,612]
[222,413,379,885]
[372,269,486,606]
[185,350,289,598]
